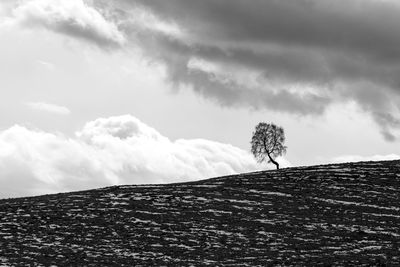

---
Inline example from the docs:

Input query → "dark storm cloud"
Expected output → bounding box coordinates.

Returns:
[373,112,400,142]
[125,32,330,114]
[109,0,400,140]
[126,0,400,85]
[123,0,400,62]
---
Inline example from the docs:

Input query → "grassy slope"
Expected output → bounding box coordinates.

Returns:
[0,160,400,266]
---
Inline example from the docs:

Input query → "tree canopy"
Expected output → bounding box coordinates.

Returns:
[251,122,287,169]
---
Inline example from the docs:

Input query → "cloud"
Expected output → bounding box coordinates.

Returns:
[110,0,400,139]
[0,115,269,198]
[9,0,400,139]
[332,154,400,164]
[11,0,125,48]
[25,102,71,115]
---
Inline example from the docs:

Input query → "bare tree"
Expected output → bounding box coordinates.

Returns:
[251,122,287,170]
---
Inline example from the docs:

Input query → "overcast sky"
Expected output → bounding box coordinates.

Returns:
[1,0,399,197]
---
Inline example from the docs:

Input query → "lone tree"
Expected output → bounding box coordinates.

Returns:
[251,122,287,170]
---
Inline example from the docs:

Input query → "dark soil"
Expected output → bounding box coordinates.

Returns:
[1,160,399,266]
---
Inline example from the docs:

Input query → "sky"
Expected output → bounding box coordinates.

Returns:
[0,0,399,198]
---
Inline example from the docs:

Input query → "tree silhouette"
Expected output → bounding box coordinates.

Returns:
[251,122,287,169]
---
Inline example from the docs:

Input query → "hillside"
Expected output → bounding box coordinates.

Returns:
[1,160,400,266]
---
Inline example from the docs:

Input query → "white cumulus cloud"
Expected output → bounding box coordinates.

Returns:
[0,115,263,198]
[25,102,71,115]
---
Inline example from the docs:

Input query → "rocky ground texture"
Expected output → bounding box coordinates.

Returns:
[0,160,400,266]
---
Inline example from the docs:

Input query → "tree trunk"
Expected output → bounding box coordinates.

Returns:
[267,153,279,170]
